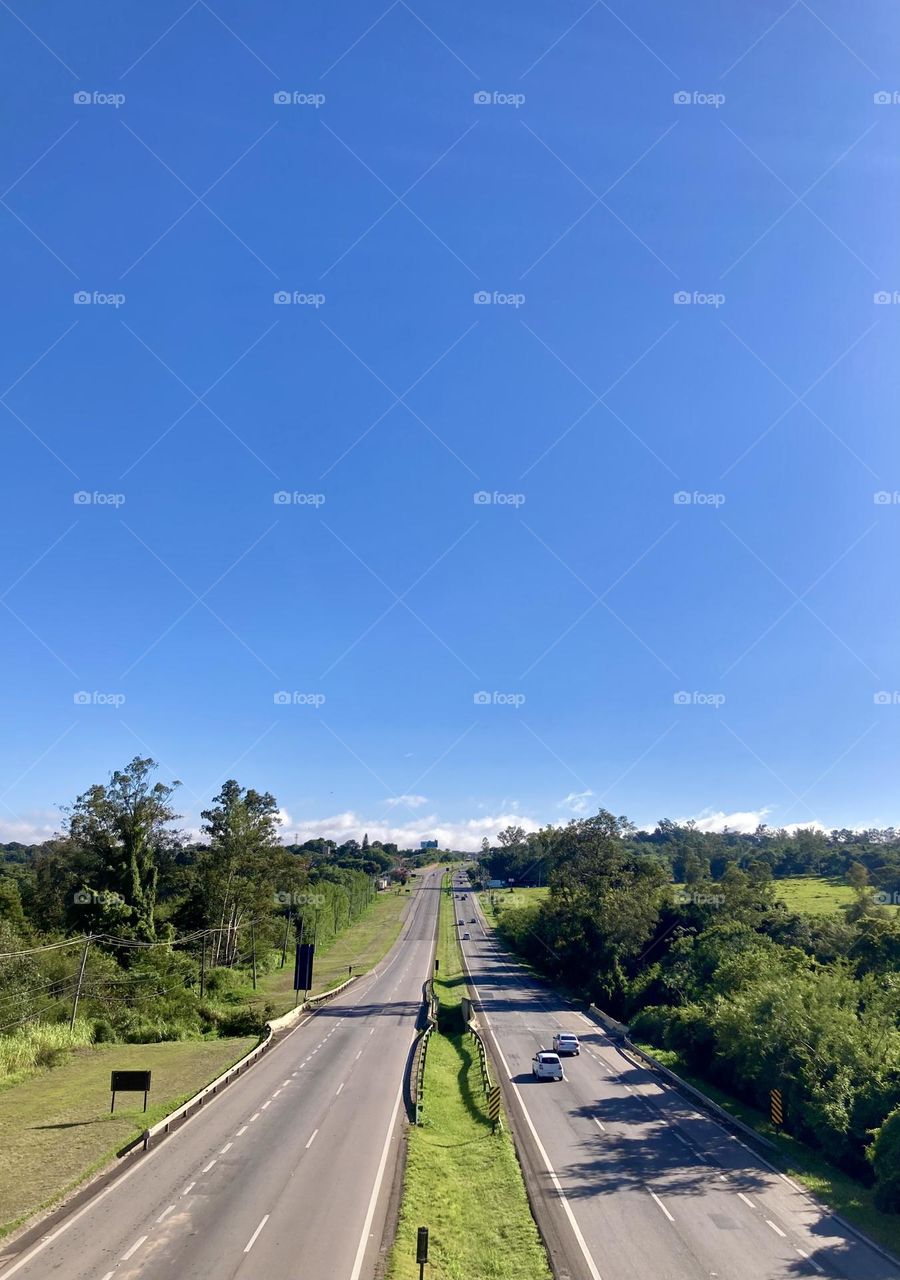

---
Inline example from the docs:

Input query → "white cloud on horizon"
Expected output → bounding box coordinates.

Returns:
[279,810,541,852]
[383,794,429,809]
[672,808,827,836]
[559,789,594,814]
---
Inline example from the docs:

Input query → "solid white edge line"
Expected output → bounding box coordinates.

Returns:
[648,1190,674,1223]
[244,1214,269,1253]
[348,1074,406,1280]
[468,979,603,1280]
[121,1234,148,1261]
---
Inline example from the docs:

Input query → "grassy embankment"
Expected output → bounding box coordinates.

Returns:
[0,886,413,1239]
[481,884,900,1257]
[388,874,552,1280]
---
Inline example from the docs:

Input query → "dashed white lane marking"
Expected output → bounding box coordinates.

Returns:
[249,1112,260,1122]
[369,1027,375,1035]
[648,1191,674,1223]
[182,1182,195,1196]
[155,1204,175,1224]
[201,1160,216,1174]
[282,1079,291,1086]
[121,1235,148,1261]
[336,1082,345,1095]
[766,1219,787,1238]
[101,1272,114,1280]
[593,1117,606,1133]
[220,1142,233,1154]
[262,1101,272,1109]
[244,1215,270,1254]
[236,1126,248,1137]
[737,1192,756,1210]
[796,1248,824,1272]
[273,1089,282,1098]
[355,1050,363,1061]
[306,1129,319,1149]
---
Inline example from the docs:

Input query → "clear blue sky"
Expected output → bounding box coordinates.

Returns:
[3,2,900,848]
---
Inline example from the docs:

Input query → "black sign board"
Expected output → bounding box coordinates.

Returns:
[294,942,315,992]
[110,1069,151,1113]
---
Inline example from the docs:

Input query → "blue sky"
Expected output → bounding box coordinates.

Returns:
[3,1,900,849]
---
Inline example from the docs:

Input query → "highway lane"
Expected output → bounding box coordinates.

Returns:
[0,869,441,1280]
[457,877,898,1280]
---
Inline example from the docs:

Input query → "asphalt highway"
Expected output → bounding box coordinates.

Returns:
[457,878,899,1280]
[0,869,441,1280]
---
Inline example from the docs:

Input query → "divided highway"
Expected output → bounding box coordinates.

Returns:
[458,877,898,1280]
[0,870,441,1280]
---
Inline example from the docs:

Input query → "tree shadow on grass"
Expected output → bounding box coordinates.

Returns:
[30,1119,108,1130]
[450,1032,494,1132]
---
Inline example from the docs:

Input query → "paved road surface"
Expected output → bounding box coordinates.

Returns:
[457,877,899,1280]
[0,870,441,1280]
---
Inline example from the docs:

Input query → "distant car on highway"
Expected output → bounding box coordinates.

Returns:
[458,918,464,924]
[462,931,471,940]
[532,1051,563,1080]
[552,1033,580,1056]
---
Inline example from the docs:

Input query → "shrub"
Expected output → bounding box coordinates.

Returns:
[871,1107,900,1212]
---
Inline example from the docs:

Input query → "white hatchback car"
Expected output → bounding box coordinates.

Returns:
[532,1050,564,1081]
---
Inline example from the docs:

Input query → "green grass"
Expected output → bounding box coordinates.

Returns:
[774,876,858,915]
[479,886,549,919]
[251,890,412,1015]
[632,1043,900,1260]
[0,1036,255,1237]
[388,875,552,1280]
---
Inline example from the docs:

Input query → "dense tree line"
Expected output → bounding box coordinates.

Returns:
[0,757,424,1048]
[477,813,900,1212]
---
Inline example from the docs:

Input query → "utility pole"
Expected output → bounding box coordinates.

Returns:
[250,921,257,990]
[200,935,206,1000]
[280,906,291,968]
[70,936,91,1031]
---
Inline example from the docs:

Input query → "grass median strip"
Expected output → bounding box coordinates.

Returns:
[388,874,552,1280]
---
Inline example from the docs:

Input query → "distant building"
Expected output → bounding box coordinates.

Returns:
[488,879,505,889]
[420,839,438,849]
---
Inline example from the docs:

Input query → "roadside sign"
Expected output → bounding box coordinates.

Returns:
[770,1087,784,1128]
[294,942,315,992]
[110,1069,151,1113]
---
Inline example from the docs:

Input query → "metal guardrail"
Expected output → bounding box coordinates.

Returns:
[586,1003,775,1152]
[141,974,359,1150]
[467,1020,493,1096]
[413,979,439,1124]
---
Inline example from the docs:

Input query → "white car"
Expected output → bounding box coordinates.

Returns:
[532,1051,564,1080]
[552,1033,580,1056]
